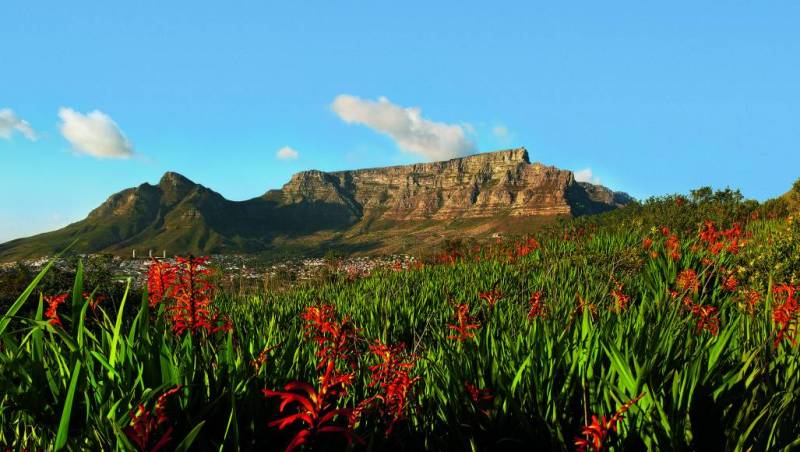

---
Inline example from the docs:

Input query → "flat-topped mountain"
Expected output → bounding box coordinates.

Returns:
[0,148,632,260]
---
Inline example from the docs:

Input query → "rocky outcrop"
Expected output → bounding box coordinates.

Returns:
[279,148,625,220]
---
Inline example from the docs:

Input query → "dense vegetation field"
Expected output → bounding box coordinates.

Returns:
[1,189,800,451]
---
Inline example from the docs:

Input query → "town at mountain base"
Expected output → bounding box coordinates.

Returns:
[0,148,633,261]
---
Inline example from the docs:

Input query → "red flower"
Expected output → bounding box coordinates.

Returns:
[447,303,480,341]
[698,221,743,256]
[682,300,720,336]
[642,238,653,250]
[464,381,494,416]
[528,291,546,320]
[478,289,503,310]
[575,393,645,452]
[772,284,800,348]
[263,379,362,452]
[610,278,630,312]
[437,250,461,265]
[85,292,107,311]
[513,237,540,258]
[124,386,182,452]
[363,340,421,434]
[300,305,360,372]
[168,256,214,335]
[44,293,69,327]
[147,259,176,308]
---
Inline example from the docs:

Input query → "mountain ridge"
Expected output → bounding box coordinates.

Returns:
[0,148,633,261]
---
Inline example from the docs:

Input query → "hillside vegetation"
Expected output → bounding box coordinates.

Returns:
[1,186,799,450]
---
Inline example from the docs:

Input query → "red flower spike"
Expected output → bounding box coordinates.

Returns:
[124,386,182,452]
[44,293,69,327]
[447,303,481,341]
[465,381,494,417]
[478,289,504,310]
[610,277,630,312]
[690,304,720,336]
[168,256,214,335]
[300,305,360,372]
[574,393,645,452]
[528,291,546,320]
[772,284,800,348]
[263,378,363,452]
[147,259,176,308]
[364,340,421,435]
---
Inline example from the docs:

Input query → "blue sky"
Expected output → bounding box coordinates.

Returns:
[1,1,799,242]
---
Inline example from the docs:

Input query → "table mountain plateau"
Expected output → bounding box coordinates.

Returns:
[0,148,632,260]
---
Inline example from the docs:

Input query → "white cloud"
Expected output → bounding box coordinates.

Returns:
[58,108,134,159]
[574,168,601,185]
[492,124,511,144]
[276,146,299,160]
[0,108,37,141]
[331,95,475,161]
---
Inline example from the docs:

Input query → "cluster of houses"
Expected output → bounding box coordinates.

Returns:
[3,252,419,287]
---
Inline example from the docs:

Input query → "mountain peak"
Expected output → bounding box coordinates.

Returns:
[159,171,195,188]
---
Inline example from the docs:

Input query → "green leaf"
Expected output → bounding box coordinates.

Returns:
[71,259,84,336]
[174,420,206,452]
[108,278,131,379]
[511,355,532,392]
[55,360,82,450]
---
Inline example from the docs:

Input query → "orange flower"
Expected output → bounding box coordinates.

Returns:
[676,269,700,293]
[722,276,738,292]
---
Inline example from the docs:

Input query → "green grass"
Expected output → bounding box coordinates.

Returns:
[1,218,799,450]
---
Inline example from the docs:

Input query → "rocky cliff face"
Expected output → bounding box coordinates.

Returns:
[279,148,624,220]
